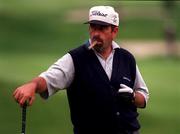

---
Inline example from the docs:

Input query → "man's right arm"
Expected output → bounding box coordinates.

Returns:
[13,53,75,107]
[13,77,47,107]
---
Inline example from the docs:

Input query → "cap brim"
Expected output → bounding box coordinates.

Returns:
[84,20,111,26]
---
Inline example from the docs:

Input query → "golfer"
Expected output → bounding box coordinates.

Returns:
[13,6,149,134]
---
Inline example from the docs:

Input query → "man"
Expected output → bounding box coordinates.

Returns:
[13,6,149,134]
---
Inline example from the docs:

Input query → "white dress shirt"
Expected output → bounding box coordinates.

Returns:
[40,41,149,103]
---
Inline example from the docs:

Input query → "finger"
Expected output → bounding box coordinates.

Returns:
[18,94,24,103]
[120,84,128,88]
[118,88,132,93]
[13,88,21,99]
[28,96,35,106]
[14,91,22,103]
[19,96,28,107]
[13,89,18,97]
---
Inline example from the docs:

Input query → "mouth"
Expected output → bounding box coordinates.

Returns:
[95,41,103,45]
[92,36,103,43]
[88,40,98,49]
[88,37,103,50]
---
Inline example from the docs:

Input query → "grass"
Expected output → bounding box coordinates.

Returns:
[137,57,180,134]
[0,53,180,134]
[0,1,180,54]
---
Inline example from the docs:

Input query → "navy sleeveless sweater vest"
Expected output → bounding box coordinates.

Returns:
[67,43,140,134]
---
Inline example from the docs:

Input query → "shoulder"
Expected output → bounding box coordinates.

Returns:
[69,43,88,57]
[117,48,137,81]
[56,53,73,64]
[115,48,137,72]
[68,42,92,65]
[116,47,136,61]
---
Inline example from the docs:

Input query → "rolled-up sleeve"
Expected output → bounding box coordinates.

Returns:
[134,65,149,104]
[39,53,75,99]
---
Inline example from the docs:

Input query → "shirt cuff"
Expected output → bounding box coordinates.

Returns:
[38,73,57,99]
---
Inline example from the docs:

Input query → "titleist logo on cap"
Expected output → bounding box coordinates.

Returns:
[85,6,119,26]
[91,11,108,17]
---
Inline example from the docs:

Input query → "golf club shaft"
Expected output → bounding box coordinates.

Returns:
[21,103,27,134]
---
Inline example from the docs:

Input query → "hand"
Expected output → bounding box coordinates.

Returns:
[118,84,134,105]
[13,82,37,107]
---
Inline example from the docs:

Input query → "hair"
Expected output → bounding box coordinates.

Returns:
[111,25,117,32]
[111,25,118,32]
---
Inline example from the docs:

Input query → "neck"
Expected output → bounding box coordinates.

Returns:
[98,45,113,60]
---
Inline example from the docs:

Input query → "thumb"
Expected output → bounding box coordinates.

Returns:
[119,84,133,93]
[120,84,128,88]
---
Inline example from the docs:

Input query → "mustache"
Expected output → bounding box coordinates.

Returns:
[92,36,103,43]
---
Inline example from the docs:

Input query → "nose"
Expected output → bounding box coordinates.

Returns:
[93,30,100,37]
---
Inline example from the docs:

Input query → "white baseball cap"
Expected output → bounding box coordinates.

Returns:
[85,6,119,26]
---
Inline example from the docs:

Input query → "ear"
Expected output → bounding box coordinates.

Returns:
[112,26,118,39]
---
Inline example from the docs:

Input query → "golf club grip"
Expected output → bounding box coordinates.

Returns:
[21,103,27,134]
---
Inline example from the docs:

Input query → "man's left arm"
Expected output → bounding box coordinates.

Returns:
[133,65,149,108]
[134,91,147,108]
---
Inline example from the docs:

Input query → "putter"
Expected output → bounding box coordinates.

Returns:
[21,102,27,134]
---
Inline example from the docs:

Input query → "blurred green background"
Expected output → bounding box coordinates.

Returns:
[0,1,180,134]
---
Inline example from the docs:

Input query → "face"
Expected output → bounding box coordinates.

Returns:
[89,23,118,53]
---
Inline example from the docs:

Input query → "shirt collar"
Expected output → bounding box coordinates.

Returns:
[112,40,120,50]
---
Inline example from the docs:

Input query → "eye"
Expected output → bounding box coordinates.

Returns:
[89,24,110,31]
[100,25,108,31]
